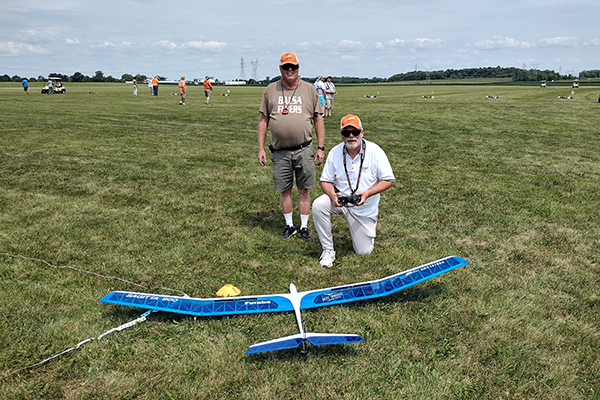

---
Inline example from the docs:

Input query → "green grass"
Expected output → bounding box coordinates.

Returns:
[1,81,600,399]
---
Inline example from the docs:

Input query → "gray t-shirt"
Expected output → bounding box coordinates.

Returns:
[259,80,321,150]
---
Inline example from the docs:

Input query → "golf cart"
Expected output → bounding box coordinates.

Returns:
[41,77,67,94]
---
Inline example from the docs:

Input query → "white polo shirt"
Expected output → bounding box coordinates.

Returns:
[320,139,395,218]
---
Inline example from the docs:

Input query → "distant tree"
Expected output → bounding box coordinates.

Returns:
[70,72,88,82]
[580,69,600,78]
[121,74,134,82]
[92,70,105,82]
[1,74,10,82]
[11,75,22,82]
[134,74,146,82]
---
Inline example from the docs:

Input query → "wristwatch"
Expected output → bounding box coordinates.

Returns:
[317,146,325,151]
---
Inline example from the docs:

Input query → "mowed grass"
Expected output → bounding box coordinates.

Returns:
[1,81,599,399]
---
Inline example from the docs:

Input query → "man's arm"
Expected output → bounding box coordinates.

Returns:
[257,113,269,166]
[313,114,325,165]
[356,180,394,206]
[320,181,344,207]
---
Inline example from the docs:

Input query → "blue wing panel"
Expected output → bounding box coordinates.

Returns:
[245,337,305,354]
[300,255,468,309]
[306,334,364,346]
[99,292,294,316]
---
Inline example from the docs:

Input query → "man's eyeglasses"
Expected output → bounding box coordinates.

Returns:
[280,63,299,71]
[341,129,362,137]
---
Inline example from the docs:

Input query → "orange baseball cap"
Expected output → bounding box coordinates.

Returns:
[280,52,299,66]
[340,114,363,130]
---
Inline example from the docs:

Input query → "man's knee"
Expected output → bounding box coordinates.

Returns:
[353,237,375,255]
[312,194,329,214]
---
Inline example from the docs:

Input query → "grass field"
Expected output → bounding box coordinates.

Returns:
[1,81,600,399]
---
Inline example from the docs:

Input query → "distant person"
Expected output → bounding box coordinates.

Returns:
[323,76,336,117]
[152,76,159,96]
[148,77,153,95]
[203,76,212,104]
[47,78,53,93]
[257,52,325,240]
[133,79,138,96]
[22,78,29,94]
[178,76,187,105]
[313,75,326,114]
[312,114,395,267]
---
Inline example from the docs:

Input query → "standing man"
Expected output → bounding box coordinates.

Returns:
[312,114,395,267]
[313,75,326,114]
[203,76,212,104]
[257,52,326,240]
[133,79,138,96]
[148,77,153,95]
[152,75,159,96]
[178,75,187,105]
[22,78,29,94]
[323,76,336,118]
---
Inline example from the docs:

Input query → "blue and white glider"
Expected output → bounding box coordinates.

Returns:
[99,255,468,354]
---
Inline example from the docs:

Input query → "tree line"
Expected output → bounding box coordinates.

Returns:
[0,71,165,83]
[2,67,597,84]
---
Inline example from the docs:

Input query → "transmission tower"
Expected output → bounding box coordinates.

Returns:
[239,57,246,80]
[250,59,260,81]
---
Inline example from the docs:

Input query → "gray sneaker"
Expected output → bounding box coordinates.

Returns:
[319,250,336,267]
[299,227,312,241]
[280,225,297,239]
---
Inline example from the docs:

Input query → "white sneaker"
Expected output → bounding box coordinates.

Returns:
[319,250,336,267]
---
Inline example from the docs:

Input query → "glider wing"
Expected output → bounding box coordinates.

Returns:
[300,255,468,310]
[99,291,295,317]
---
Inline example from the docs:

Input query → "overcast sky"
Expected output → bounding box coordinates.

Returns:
[2,0,599,81]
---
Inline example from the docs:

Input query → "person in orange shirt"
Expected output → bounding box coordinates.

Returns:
[203,76,212,104]
[152,76,159,96]
[178,76,187,105]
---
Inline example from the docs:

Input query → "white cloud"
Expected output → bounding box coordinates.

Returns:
[97,41,133,49]
[584,38,600,46]
[539,37,578,46]
[341,55,360,62]
[475,36,535,50]
[0,41,47,56]
[155,40,178,50]
[337,39,363,49]
[65,38,80,45]
[385,38,444,49]
[185,40,227,51]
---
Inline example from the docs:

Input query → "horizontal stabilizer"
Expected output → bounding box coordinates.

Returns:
[245,334,305,354]
[306,333,364,346]
[245,333,364,354]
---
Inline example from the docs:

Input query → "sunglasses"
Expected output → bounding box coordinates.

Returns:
[341,129,362,137]
[280,63,299,71]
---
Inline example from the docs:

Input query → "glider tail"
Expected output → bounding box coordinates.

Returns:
[245,332,364,354]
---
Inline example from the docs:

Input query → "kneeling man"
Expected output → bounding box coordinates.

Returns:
[312,114,395,267]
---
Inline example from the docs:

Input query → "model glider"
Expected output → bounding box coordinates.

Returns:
[99,255,468,354]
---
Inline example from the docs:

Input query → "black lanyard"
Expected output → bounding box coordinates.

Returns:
[342,140,366,195]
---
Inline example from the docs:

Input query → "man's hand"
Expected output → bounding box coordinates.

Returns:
[314,149,324,165]
[355,192,367,206]
[258,148,267,166]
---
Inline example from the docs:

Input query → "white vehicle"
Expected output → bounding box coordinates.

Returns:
[41,77,66,94]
